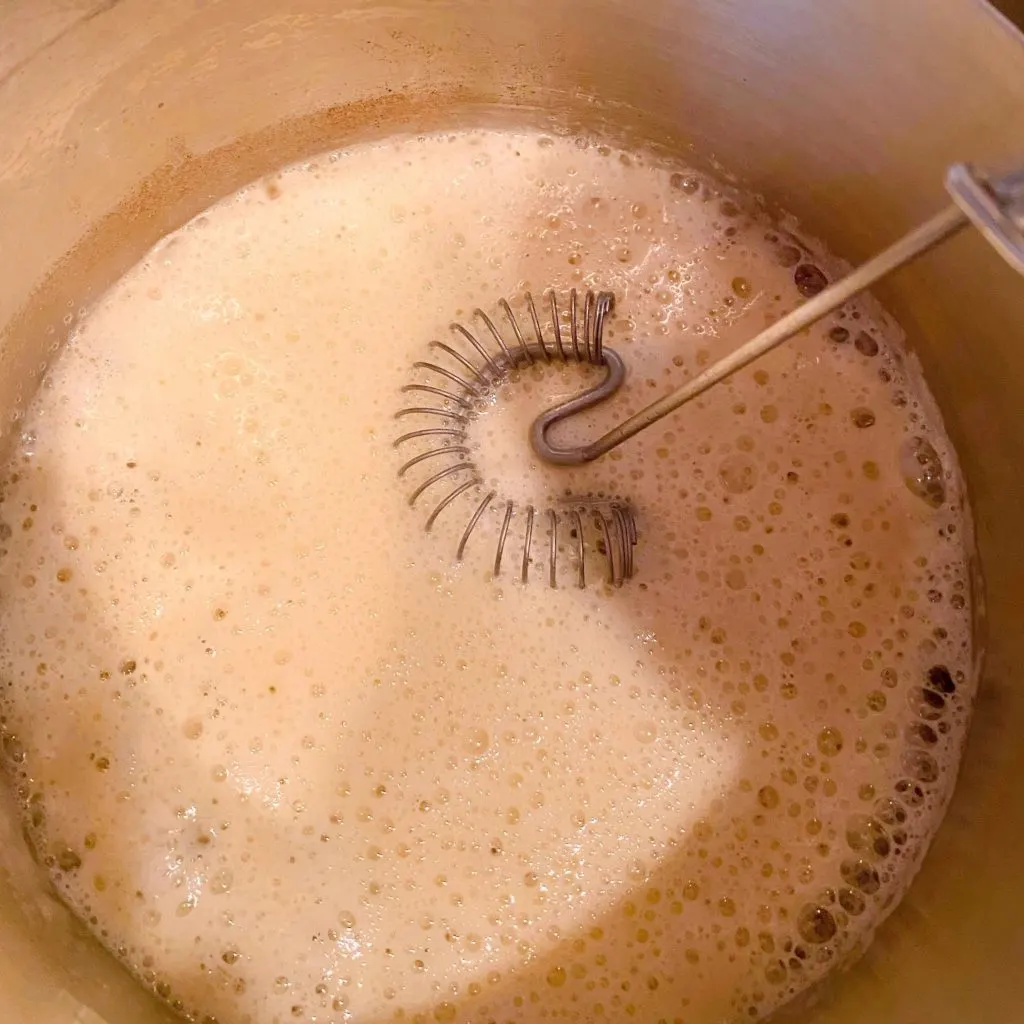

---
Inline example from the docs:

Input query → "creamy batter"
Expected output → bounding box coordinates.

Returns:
[0,131,975,1024]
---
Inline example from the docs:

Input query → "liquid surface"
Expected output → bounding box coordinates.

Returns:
[0,131,975,1024]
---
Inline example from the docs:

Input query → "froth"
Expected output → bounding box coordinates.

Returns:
[0,129,975,1024]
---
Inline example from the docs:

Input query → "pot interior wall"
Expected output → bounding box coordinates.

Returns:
[0,1,1022,1021]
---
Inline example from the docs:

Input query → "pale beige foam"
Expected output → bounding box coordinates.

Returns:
[0,131,974,1024]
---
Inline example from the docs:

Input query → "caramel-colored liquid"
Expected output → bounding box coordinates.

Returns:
[0,131,974,1024]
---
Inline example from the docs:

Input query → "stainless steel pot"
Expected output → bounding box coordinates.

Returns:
[1,1,1022,1021]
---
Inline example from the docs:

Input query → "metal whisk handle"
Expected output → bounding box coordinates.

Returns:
[531,163,1024,467]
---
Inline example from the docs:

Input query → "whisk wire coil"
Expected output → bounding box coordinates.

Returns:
[394,288,637,587]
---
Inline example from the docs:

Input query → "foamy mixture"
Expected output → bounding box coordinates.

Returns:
[0,131,975,1024]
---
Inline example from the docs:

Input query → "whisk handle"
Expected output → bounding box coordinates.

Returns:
[532,204,967,466]
[532,163,1024,467]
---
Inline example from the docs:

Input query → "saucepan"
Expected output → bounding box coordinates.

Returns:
[0,1,1021,1021]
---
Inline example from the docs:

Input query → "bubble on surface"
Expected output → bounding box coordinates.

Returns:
[900,435,947,508]
[855,332,880,357]
[797,903,838,944]
[793,263,828,297]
